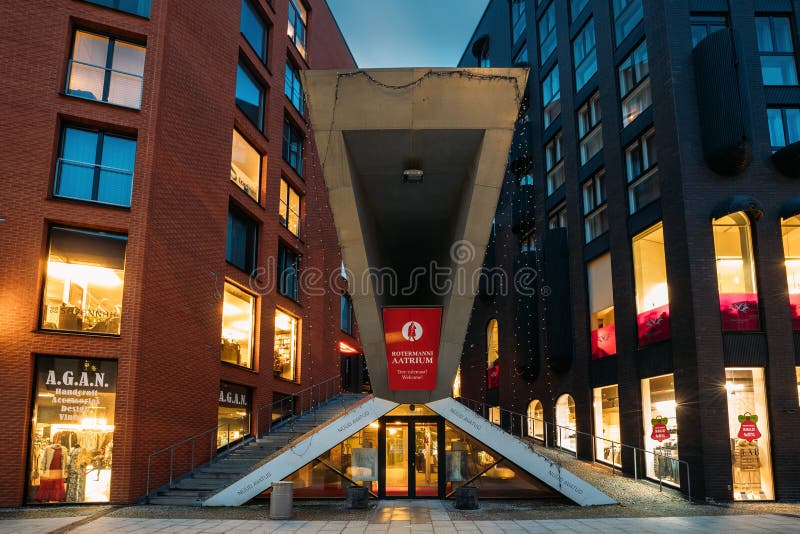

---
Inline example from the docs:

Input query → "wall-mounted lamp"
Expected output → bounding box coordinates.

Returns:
[403,169,424,184]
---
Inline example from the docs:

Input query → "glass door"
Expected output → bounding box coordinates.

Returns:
[384,421,409,497]
[414,422,438,496]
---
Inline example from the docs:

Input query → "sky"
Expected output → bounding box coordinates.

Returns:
[327,0,490,68]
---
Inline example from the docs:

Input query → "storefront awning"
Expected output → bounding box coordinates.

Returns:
[711,195,765,221]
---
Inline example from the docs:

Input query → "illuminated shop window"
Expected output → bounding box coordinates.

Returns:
[452,365,461,398]
[486,319,499,389]
[618,40,651,127]
[287,0,307,58]
[527,399,544,440]
[782,215,800,330]
[28,356,117,504]
[231,130,261,202]
[632,222,670,346]
[217,382,251,449]
[796,368,800,406]
[220,283,255,369]
[587,253,616,358]
[279,178,301,236]
[555,394,576,452]
[274,309,299,381]
[593,385,621,466]
[713,212,759,331]
[41,228,126,335]
[489,406,500,425]
[641,374,679,486]
[725,368,774,500]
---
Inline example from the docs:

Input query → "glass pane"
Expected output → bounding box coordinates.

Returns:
[217,382,251,448]
[56,161,94,200]
[526,401,544,440]
[68,63,106,101]
[555,395,576,452]
[632,222,670,345]
[714,213,759,331]
[622,78,652,126]
[100,135,136,172]
[642,374,679,486]
[62,128,99,165]
[241,0,267,60]
[767,108,786,148]
[761,56,799,86]
[274,310,298,380]
[107,71,143,108]
[221,283,255,368]
[772,17,794,53]
[614,0,643,45]
[231,130,260,201]
[385,421,408,496]
[414,422,438,496]
[786,109,800,144]
[111,41,145,76]
[783,217,800,330]
[236,63,264,129]
[755,18,773,52]
[593,385,621,466]
[97,169,133,206]
[73,32,109,67]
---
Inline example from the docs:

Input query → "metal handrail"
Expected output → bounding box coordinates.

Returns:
[254,374,342,436]
[455,396,692,502]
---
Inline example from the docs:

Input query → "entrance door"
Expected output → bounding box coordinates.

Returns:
[381,417,443,497]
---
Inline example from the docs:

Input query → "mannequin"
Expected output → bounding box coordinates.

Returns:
[36,443,67,502]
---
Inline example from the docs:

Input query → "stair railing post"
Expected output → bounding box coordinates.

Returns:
[634,448,638,480]
[210,432,214,463]
[169,448,174,488]
[611,443,615,474]
[191,440,195,474]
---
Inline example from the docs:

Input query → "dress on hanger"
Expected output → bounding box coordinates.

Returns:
[36,444,66,502]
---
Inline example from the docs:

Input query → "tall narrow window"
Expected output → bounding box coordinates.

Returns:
[538,3,557,64]
[755,16,798,86]
[274,309,299,380]
[477,40,491,67]
[278,244,299,301]
[527,400,544,440]
[570,0,589,22]
[55,126,136,207]
[713,212,759,331]
[453,365,462,398]
[573,19,597,90]
[41,227,127,335]
[236,61,265,130]
[618,40,651,127]
[282,119,304,176]
[633,222,670,346]
[612,0,643,46]
[588,253,616,358]
[241,0,268,62]
[593,385,621,466]
[487,319,500,389]
[67,30,145,109]
[513,46,529,64]
[287,0,307,58]
[340,293,353,335]
[548,203,567,230]
[230,130,261,201]
[555,394,576,452]
[578,92,602,164]
[583,169,608,242]
[279,178,301,236]
[226,205,258,275]
[217,382,252,448]
[690,14,728,47]
[767,107,800,152]
[284,61,305,114]
[642,374,680,486]
[783,215,800,330]
[511,0,526,44]
[542,66,561,129]
[220,283,255,369]
[545,132,565,194]
[626,127,659,213]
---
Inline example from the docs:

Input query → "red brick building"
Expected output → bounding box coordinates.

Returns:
[0,0,357,506]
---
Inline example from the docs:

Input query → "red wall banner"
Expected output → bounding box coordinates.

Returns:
[383,307,442,391]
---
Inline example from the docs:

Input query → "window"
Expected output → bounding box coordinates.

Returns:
[278,244,299,301]
[593,385,621,466]
[538,3,557,65]
[782,215,800,330]
[612,0,643,46]
[83,0,150,17]
[287,0,307,58]
[583,170,608,242]
[274,309,299,380]
[284,61,305,114]
[542,66,561,129]
[755,16,798,86]
[588,253,616,358]
[626,127,659,213]
[340,293,353,335]
[41,227,126,335]
[519,172,534,186]
[713,212,759,331]
[279,178,301,236]
[690,14,728,47]
[27,356,118,504]
[241,0,268,62]
[220,283,255,368]
[511,0,526,44]
[520,231,536,252]
[283,119,304,176]
[573,19,597,90]
[218,382,252,448]
[55,126,136,207]
[548,203,567,229]
[513,46,529,65]
[641,374,679,486]
[236,61,265,130]
[453,365,462,398]
[767,107,800,152]
[545,132,565,194]
[578,92,602,164]
[571,0,589,22]
[477,40,491,67]
[487,319,499,388]
[527,400,544,440]
[226,205,258,275]
[67,30,145,109]
[796,368,800,405]
[231,130,261,201]
[632,222,670,346]
[618,40,651,127]
[555,394,576,452]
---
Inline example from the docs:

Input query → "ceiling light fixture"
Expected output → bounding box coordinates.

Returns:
[403,169,424,184]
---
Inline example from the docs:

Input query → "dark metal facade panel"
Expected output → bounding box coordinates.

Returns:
[722,333,769,366]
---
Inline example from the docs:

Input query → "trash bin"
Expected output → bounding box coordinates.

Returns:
[346,485,369,509]
[454,485,478,509]
[269,481,294,519]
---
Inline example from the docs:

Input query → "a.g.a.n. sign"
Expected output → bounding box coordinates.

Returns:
[382,307,442,391]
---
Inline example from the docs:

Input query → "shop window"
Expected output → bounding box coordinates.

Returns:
[453,365,462,398]
[231,129,261,202]
[278,244,299,301]
[632,222,670,346]
[340,293,353,335]
[486,319,499,389]
[82,0,150,17]
[279,178,301,236]
[542,66,560,129]
[55,125,136,207]
[690,14,728,47]
[287,0,307,58]
[274,309,299,381]
[588,253,616,358]
[28,356,117,503]
[612,0,643,46]
[527,400,544,440]
[570,0,589,22]
[578,92,602,165]
[538,2,557,65]
[755,16,798,86]
[782,215,800,329]
[548,203,567,230]
[241,0,268,62]
[545,132,565,195]
[236,61,265,130]
[767,107,800,152]
[583,169,608,242]
[220,282,255,369]
[796,368,800,406]
[226,205,258,275]
[511,0,526,44]
[618,40,651,127]
[282,119,304,176]
[641,374,679,486]
[573,19,597,91]
[555,394,577,452]
[713,212,760,331]
[217,382,251,449]
[725,368,774,500]
[41,228,126,335]
[67,30,145,109]
[489,406,500,425]
[626,127,659,213]
[593,385,621,466]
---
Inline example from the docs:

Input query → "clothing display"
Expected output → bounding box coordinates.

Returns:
[66,446,90,502]
[221,339,242,365]
[36,444,66,502]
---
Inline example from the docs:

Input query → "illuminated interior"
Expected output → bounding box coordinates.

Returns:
[274,309,299,381]
[220,283,255,369]
[555,394,577,452]
[452,365,461,398]
[713,212,759,331]
[526,399,544,440]
[217,382,251,449]
[782,215,800,330]
[231,130,261,201]
[593,385,621,466]
[641,374,680,486]
[486,319,499,388]
[588,253,616,358]
[632,223,671,346]
[279,179,301,236]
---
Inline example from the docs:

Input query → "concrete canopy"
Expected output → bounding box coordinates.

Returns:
[302,68,528,403]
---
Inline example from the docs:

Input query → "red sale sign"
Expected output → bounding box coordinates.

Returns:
[650,417,670,442]
[737,413,762,442]
[383,307,442,391]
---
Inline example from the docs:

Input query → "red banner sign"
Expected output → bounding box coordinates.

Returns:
[789,294,799,331]
[719,293,760,331]
[637,304,671,347]
[591,324,617,359]
[487,364,500,389]
[383,307,442,391]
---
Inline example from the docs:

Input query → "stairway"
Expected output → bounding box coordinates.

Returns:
[147,393,371,506]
